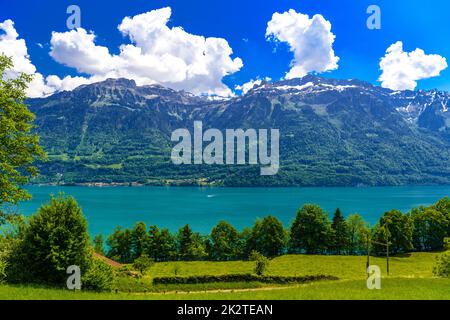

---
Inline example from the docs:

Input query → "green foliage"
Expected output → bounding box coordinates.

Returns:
[177,225,207,261]
[208,221,241,261]
[331,208,350,254]
[412,207,449,251]
[82,258,115,291]
[95,197,450,265]
[0,54,46,208]
[289,204,331,254]
[131,222,148,260]
[158,228,178,261]
[7,194,91,285]
[248,250,262,261]
[93,234,105,255]
[0,214,25,282]
[177,224,193,260]
[373,210,413,255]
[0,259,6,282]
[132,254,154,276]
[433,251,450,278]
[146,225,161,260]
[145,225,177,261]
[371,224,390,256]
[249,251,270,276]
[247,216,286,257]
[347,213,369,254]
[107,227,133,263]
[433,197,450,218]
[444,238,450,251]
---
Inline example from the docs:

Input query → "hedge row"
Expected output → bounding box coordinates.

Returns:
[152,274,338,285]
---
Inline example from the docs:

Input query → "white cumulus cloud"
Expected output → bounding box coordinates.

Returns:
[49,7,243,97]
[0,19,90,97]
[379,41,448,91]
[266,9,339,79]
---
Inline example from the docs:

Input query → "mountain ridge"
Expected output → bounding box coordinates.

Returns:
[27,75,450,187]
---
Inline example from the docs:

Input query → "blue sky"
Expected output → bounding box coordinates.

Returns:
[1,0,449,96]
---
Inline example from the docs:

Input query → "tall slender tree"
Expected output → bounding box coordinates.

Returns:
[159,228,177,261]
[347,213,369,254]
[93,234,105,255]
[131,222,148,260]
[331,208,350,254]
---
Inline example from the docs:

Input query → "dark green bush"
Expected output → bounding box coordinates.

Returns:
[153,274,337,285]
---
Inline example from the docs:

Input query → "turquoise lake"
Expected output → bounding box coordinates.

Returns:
[16,186,450,236]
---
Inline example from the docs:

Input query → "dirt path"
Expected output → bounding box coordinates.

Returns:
[129,280,337,296]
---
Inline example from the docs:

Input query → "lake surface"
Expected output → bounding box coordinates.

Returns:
[16,186,450,236]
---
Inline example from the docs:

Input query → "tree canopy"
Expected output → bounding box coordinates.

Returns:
[0,55,46,209]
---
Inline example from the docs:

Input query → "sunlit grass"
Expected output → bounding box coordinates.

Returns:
[0,252,445,300]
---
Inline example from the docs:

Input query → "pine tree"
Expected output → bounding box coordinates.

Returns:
[331,208,350,254]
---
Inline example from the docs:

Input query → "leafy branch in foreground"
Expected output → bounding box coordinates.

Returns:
[0,54,46,209]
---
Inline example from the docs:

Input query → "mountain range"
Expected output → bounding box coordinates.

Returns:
[27,75,450,186]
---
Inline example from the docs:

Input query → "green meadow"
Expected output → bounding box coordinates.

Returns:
[2,252,448,300]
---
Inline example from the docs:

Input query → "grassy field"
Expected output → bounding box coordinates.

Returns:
[148,252,437,279]
[1,252,448,300]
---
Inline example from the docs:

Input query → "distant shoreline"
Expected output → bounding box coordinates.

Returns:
[25,182,449,189]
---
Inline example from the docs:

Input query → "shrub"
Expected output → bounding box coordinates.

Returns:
[0,238,10,282]
[82,258,115,291]
[7,195,95,288]
[248,250,262,261]
[444,238,450,251]
[248,250,270,275]
[433,251,450,278]
[255,255,270,276]
[173,263,181,276]
[0,256,7,282]
[0,215,25,283]
[132,254,154,276]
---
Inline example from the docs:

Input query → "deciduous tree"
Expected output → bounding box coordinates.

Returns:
[0,55,46,211]
[289,204,331,254]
